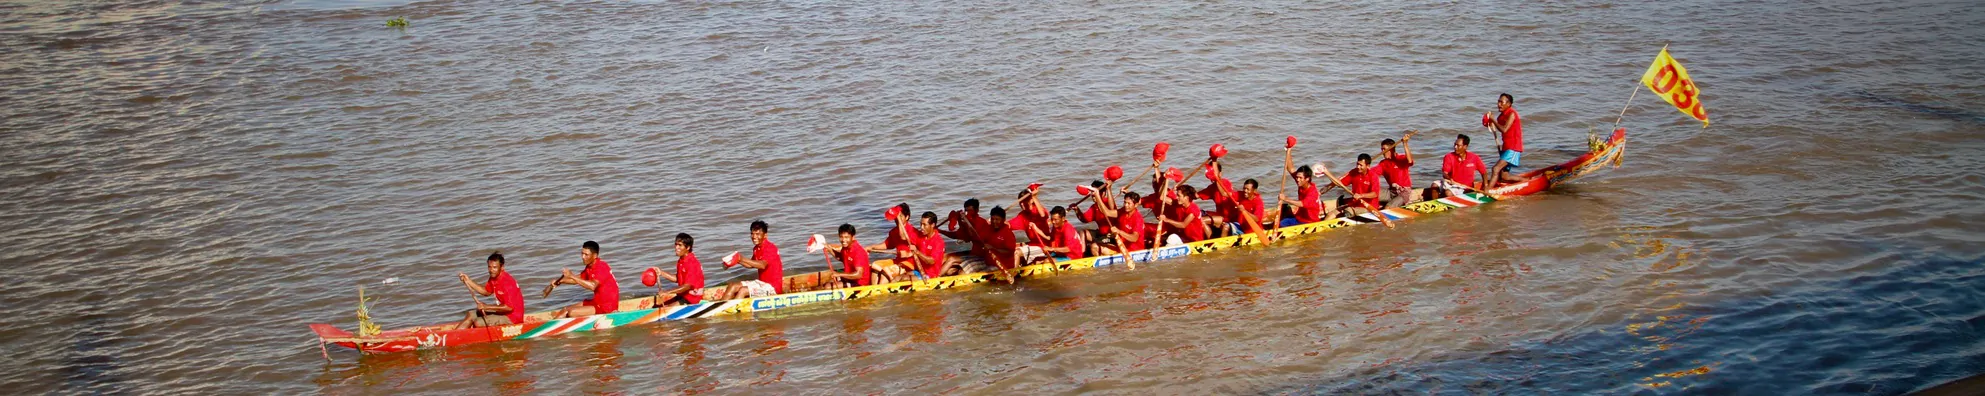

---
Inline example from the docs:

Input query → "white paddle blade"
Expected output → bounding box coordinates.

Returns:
[806,234,828,253]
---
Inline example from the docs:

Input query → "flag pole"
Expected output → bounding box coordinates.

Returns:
[1613,44,1668,129]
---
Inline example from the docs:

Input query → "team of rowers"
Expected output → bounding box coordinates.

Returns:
[449,94,1533,330]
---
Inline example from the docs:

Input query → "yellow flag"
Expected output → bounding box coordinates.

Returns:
[1640,47,1709,127]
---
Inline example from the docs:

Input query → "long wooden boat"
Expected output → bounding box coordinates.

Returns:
[310,128,1629,355]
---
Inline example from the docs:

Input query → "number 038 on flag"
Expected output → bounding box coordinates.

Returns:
[1640,48,1709,127]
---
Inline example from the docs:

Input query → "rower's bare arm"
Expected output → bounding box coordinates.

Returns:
[459,273,491,296]
[656,269,680,283]
[736,257,767,270]
[561,269,601,291]
[479,304,513,314]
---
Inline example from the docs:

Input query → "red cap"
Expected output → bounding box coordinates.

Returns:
[1165,167,1183,182]
[1286,135,1298,148]
[1153,142,1171,162]
[1104,165,1124,181]
[1209,143,1227,159]
[641,267,659,287]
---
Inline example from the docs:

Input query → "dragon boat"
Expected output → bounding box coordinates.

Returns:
[309,128,1628,355]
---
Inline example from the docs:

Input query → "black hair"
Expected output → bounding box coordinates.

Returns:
[487,251,505,266]
[1499,93,1514,104]
[1243,178,1258,189]
[1296,165,1314,178]
[1091,180,1106,189]
[1124,191,1142,201]
[675,233,693,250]
[990,206,1007,218]
[1381,138,1396,147]
[896,203,911,214]
[1457,134,1471,146]
[1179,185,1197,197]
[1357,153,1372,164]
[920,211,938,223]
[1049,206,1067,217]
[964,198,980,209]
[838,224,857,236]
[582,240,600,254]
[1016,190,1029,199]
[749,220,769,233]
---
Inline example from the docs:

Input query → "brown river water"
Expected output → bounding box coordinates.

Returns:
[3,0,1984,394]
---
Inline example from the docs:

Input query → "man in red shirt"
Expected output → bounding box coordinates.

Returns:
[1198,162,1241,238]
[983,206,1020,274]
[938,198,991,270]
[454,251,524,329]
[867,203,922,282]
[652,233,705,307]
[1039,206,1086,260]
[1374,131,1418,208]
[1485,93,1531,186]
[1110,191,1148,252]
[1238,179,1266,231]
[1161,184,1210,243]
[551,241,618,318]
[718,220,784,299]
[1431,134,1492,200]
[907,212,951,277]
[1074,180,1118,254]
[824,224,873,287]
[1277,145,1326,228]
[1321,154,1396,228]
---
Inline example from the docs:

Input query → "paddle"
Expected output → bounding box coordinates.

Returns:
[1277,136,1294,228]
[1315,164,1395,228]
[1120,142,1169,195]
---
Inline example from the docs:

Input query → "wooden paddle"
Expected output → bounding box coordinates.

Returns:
[1277,136,1295,228]
[1315,164,1395,228]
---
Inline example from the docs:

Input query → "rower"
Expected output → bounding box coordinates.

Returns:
[1238,179,1267,231]
[823,224,873,287]
[983,206,1020,274]
[551,241,618,318]
[938,198,991,274]
[1276,144,1326,227]
[1038,206,1086,260]
[1074,180,1116,255]
[1197,161,1241,238]
[716,220,784,300]
[1007,188,1055,265]
[453,251,524,329]
[866,203,921,282]
[1375,131,1418,208]
[910,211,953,278]
[650,233,705,307]
[1109,191,1149,252]
[1321,154,1396,228]
[1161,184,1210,243]
[1484,93,1531,186]
[1430,134,1492,200]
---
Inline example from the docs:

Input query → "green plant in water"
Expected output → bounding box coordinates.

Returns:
[386,16,410,29]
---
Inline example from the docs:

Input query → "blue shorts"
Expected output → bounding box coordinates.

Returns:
[1500,150,1522,168]
[1278,218,1305,228]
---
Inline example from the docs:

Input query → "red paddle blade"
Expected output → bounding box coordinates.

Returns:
[1104,165,1124,181]
[1208,143,1227,159]
[1286,135,1298,148]
[1153,142,1170,161]
[1076,185,1095,196]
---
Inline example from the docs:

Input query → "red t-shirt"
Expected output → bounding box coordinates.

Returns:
[1296,184,1323,223]
[836,240,872,286]
[485,271,525,324]
[752,239,784,294]
[582,259,619,314]
[1179,201,1207,242]
[1078,203,1113,235]
[1340,169,1382,209]
[884,223,918,253]
[1443,151,1488,186]
[1197,179,1240,223]
[918,230,946,276]
[984,224,1018,269]
[1117,207,1146,251]
[960,214,992,256]
[1054,222,1085,259]
[1377,154,1414,187]
[1500,107,1524,152]
[676,253,705,304]
[1240,193,1264,224]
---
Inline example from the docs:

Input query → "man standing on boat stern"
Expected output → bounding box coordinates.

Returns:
[1375,132,1418,208]
[718,220,784,300]
[651,233,704,308]
[1485,93,1531,186]
[1430,134,1491,200]
[454,251,524,329]
[551,241,618,318]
